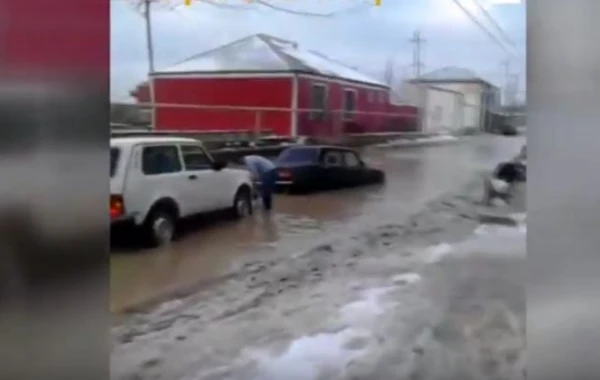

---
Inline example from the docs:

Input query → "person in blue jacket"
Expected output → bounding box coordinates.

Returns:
[241,155,277,211]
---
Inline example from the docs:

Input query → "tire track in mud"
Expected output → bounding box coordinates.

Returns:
[111,174,525,380]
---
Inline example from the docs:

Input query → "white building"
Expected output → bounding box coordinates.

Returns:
[395,82,464,133]
[400,67,500,133]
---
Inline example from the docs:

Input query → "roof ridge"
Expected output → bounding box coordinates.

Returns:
[424,65,477,74]
[256,33,298,71]
[163,34,260,70]
[256,33,298,49]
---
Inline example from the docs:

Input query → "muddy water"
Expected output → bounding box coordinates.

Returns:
[110,135,525,313]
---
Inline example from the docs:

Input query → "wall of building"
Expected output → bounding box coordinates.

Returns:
[422,87,464,133]
[296,75,417,137]
[396,82,464,133]
[425,82,484,130]
[151,76,294,135]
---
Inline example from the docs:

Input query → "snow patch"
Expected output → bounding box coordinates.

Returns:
[374,134,459,148]
[425,243,455,263]
[390,272,422,286]
[254,328,371,380]
[254,285,399,380]
[454,214,527,258]
[339,287,393,327]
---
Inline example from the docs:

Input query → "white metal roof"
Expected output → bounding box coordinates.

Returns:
[416,66,495,87]
[110,136,199,147]
[155,34,387,87]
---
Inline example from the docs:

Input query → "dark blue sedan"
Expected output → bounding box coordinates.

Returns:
[274,146,385,193]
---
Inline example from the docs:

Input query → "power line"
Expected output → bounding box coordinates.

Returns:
[471,0,522,59]
[449,0,520,60]
[253,0,372,18]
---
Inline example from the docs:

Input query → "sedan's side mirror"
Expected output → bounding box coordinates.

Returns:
[212,160,227,171]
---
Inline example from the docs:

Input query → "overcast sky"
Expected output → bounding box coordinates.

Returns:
[110,0,526,102]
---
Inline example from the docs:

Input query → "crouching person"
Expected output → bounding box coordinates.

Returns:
[483,160,523,206]
[241,155,277,211]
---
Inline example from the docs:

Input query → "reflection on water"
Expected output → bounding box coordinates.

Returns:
[110,135,525,312]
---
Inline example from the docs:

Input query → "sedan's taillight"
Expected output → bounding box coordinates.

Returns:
[278,169,293,179]
[110,194,124,219]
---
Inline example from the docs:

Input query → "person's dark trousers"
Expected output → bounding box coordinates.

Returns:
[260,169,277,211]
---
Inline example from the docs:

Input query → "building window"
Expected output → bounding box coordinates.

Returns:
[342,89,357,120]
[310,83,327,121]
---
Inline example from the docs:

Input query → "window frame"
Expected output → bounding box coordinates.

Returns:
[342,88,358,121]
[321,149,344,167]
[309,83,328,121]
[110,147,120,178]
[179,143,214,171]
[342,150,362,168]
[141,144,183,176]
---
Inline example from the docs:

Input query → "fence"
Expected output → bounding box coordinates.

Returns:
[115,102,419,142]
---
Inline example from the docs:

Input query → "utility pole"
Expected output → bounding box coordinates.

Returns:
[383,56,395,87]
[502,59,510,106]
[410,30,425,78]
[141,0,156,129]
[143,0,155,73]
[508,73,519,106]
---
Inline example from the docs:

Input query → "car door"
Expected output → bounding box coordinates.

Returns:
[127,144,189,220]
[179,144,221,213]
[341,150,365,187]
[319,149,345,190]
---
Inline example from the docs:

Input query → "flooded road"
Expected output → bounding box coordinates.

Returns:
[110,135,524,313]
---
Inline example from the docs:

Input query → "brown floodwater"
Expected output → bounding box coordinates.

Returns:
[110,135,525,312]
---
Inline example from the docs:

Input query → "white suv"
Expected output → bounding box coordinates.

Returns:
[110,136,254,246]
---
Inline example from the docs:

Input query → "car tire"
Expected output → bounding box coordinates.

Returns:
[232,187,253,219]
[143,208,177,247]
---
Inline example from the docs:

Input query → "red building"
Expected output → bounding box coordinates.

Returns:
[131,34,418,137]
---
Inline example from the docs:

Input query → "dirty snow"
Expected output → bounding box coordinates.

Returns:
[247,213,526,380]
[374,134,460,148]
[111,174,526,380]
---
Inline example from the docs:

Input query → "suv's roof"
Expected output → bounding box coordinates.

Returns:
[110,136,200,147]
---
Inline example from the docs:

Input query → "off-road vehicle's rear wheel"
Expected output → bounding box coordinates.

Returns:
[231,187,253,219]
[143,207,177,247]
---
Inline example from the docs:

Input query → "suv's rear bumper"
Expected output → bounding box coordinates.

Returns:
[110,215,136,228]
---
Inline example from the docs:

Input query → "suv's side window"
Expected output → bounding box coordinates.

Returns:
[142,145,182,175]
[181,145,212,170]
[321,150,343,167]
[343,151,362,168]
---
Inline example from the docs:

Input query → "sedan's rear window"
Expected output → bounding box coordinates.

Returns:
[276,147,319,164]
[110,148,120,177]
